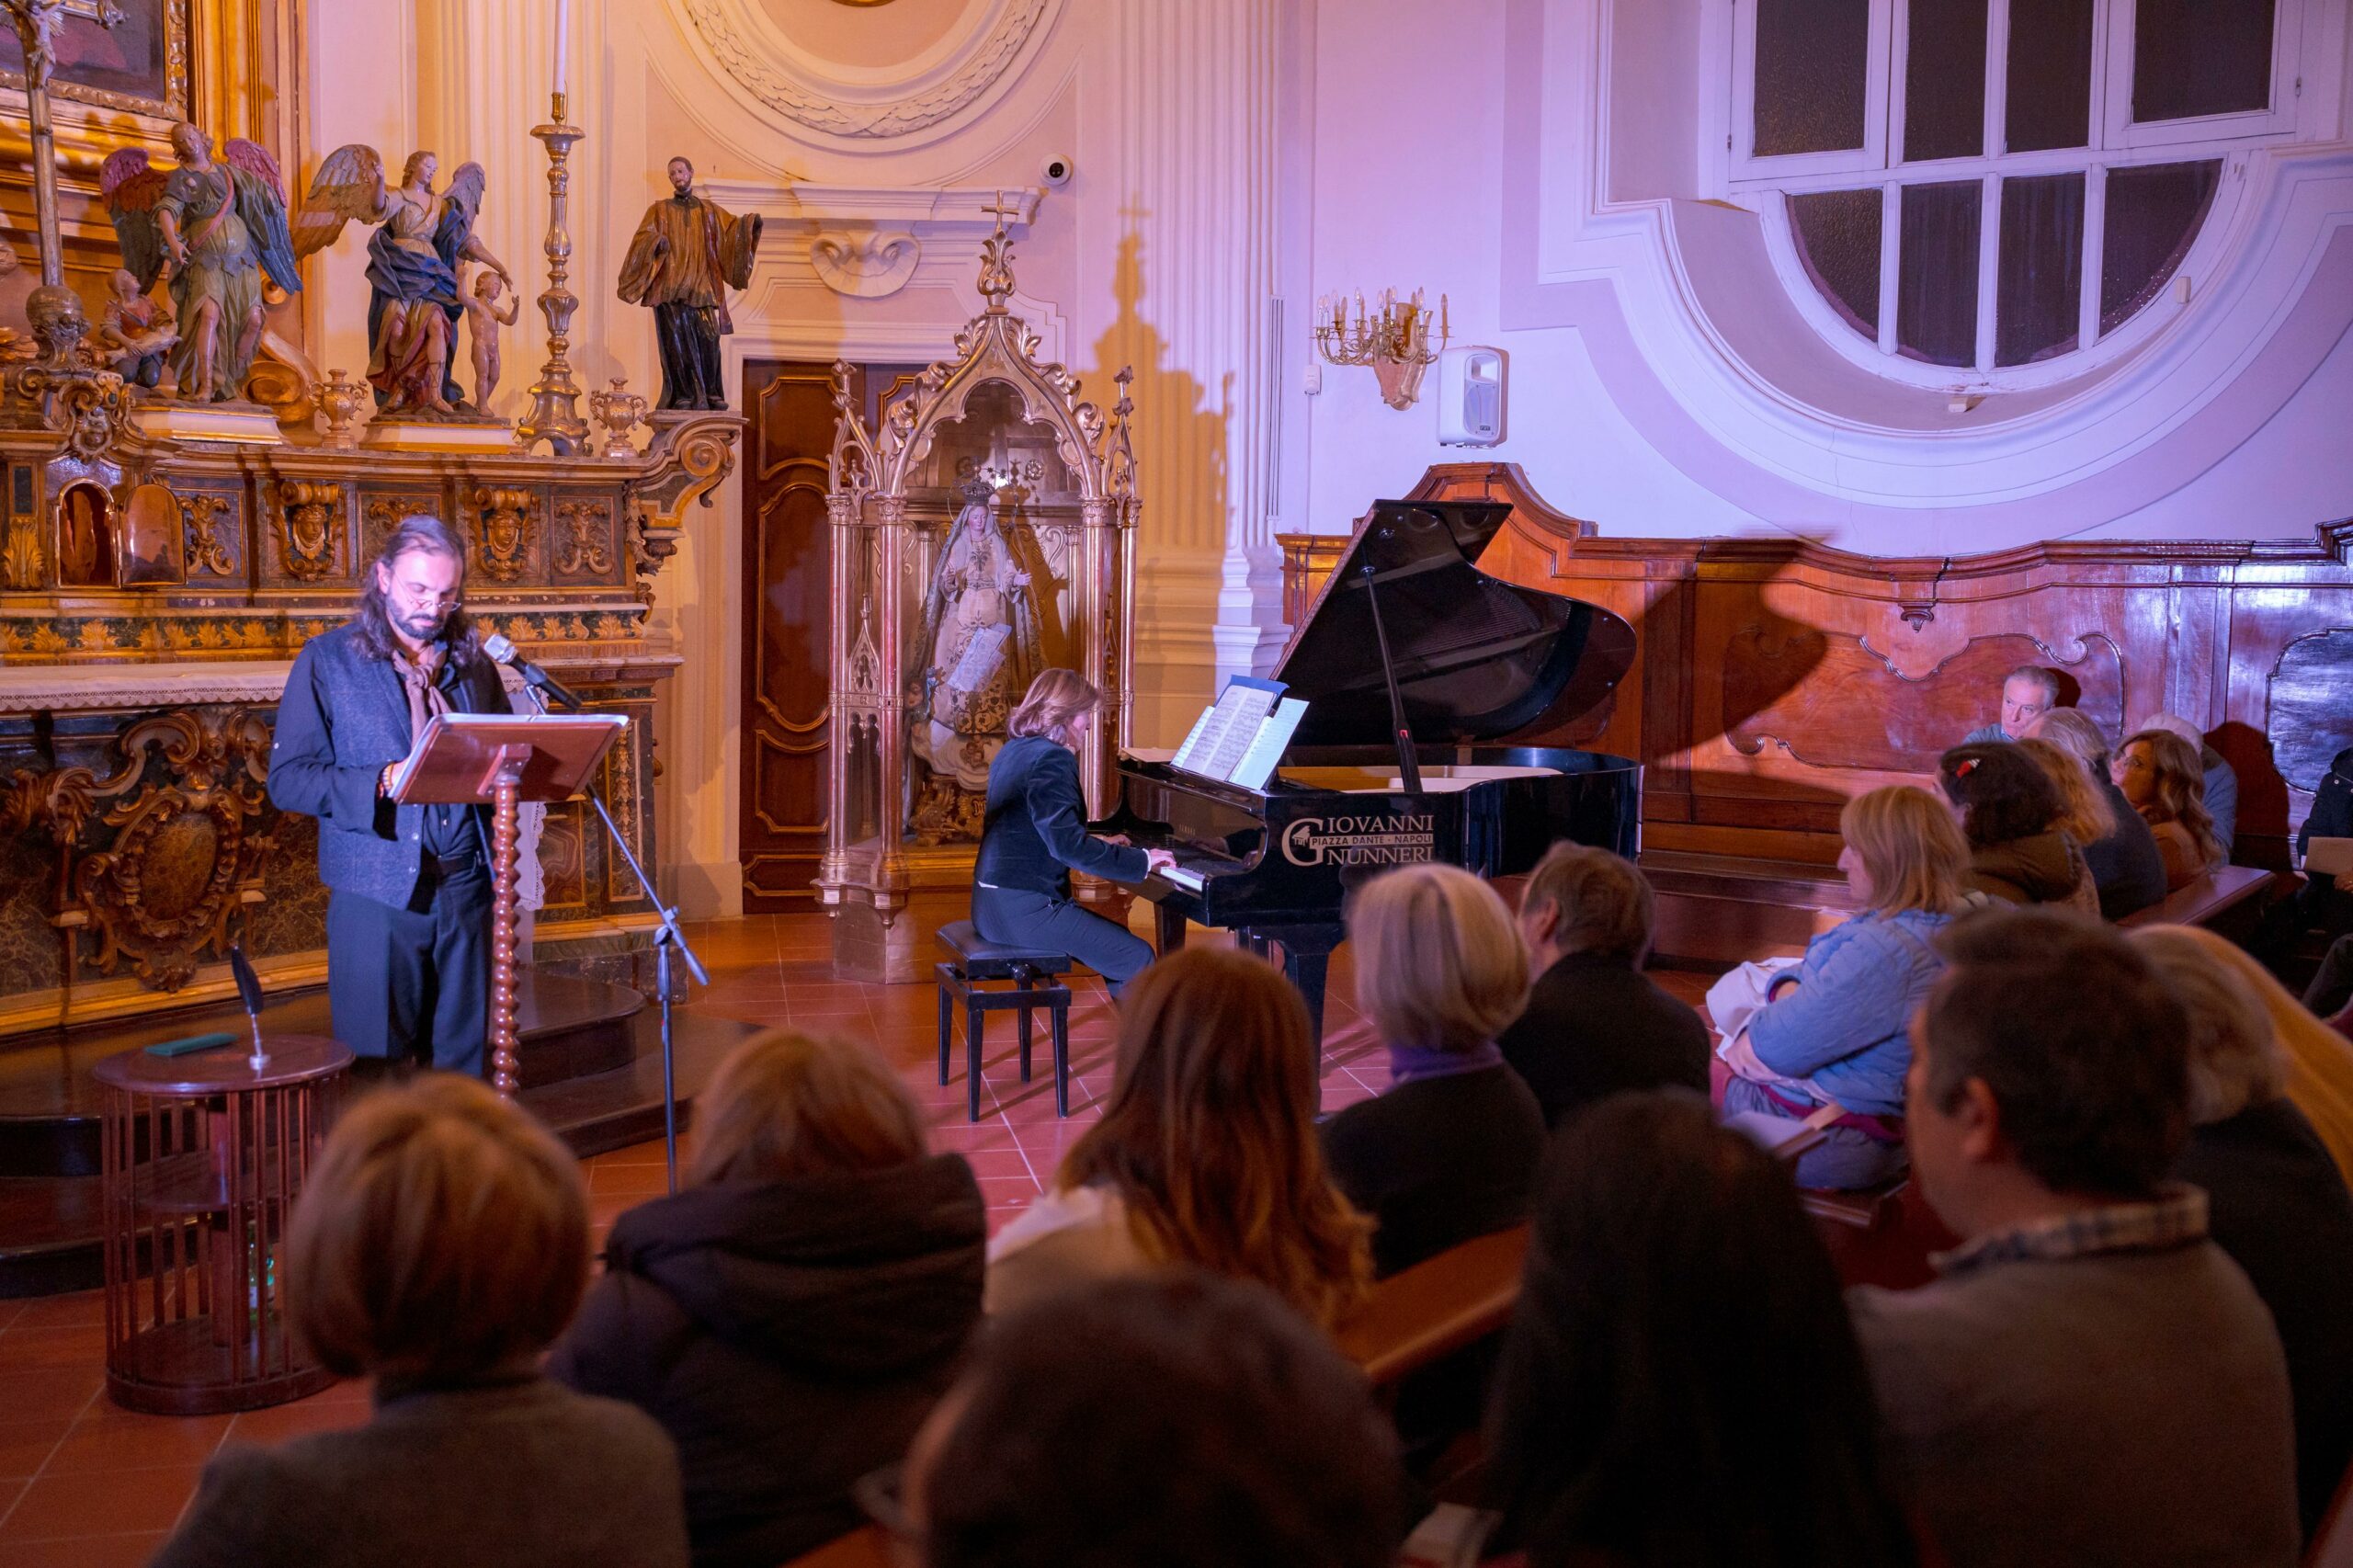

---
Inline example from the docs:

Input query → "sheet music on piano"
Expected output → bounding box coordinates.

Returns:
[1168,677,1312,791]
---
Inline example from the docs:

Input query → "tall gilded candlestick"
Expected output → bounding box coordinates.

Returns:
[517,93,589,455]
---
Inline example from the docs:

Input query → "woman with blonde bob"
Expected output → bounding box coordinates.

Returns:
[987,946,1372,1324]
[972,668,1173,997]
[2132,926,2353,1537]
[1320,862,1547,1278]
[2022,709,2169,919]
[1721,787,1970,1189]
[153,1076,688,1568]
[550,1028,984,1568]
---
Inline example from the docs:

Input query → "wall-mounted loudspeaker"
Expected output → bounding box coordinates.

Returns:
[1436,347,1506,448]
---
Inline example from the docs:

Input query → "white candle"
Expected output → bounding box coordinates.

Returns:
[553,0,571,100]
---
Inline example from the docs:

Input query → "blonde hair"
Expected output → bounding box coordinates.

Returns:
[2018,736,2117,847]
[1006,668,1098,746]
[1059,948,1372,1326]
[687,1028,927,1187]
[1839,786,1969,915]
[286,1075,588,1384]
[1350,863,1529,1053]
[2131,926,2285,1123]
[2025,707,2114,773]
[2125,926,2353,1185]
[2121,729,2223,869]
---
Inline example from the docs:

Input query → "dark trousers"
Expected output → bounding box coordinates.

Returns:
[327,859,492,1076]
[972,885,1154,998]
[654,301,724,410]
[2311,934,2353,1021]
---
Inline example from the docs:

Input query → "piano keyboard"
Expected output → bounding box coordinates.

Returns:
[1158,863,1208,892]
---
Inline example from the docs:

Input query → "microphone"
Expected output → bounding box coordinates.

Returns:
[481,633,585,710]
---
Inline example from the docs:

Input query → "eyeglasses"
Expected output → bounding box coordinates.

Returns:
[853,1463,925,1568]
[392,586,461,610]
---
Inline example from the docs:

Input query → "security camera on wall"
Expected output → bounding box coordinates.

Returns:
[1436,346,1506,447]
[1041,153,1075,187]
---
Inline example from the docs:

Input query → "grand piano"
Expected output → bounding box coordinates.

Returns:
[1100,497,1642,1042]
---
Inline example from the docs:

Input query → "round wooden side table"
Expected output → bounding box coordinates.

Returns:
[93,1035,353,1415]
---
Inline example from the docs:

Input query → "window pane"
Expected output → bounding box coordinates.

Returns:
[2101,160,2221,335]
[1755,0,1872,155]
[1904,0,1988,162]
[1790,189,1885,338]
[1995,173,2086,365]
[2006,0,2095,151]
[2133,0,2275,122]
[1898,181,1983,367]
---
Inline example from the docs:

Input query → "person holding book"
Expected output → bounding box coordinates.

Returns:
[972,669,1173,999]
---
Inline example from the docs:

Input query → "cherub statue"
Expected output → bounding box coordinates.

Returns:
[97,268,178,389]
[461,267,519,413]
[292,146,513,416]
[99,123,301,403]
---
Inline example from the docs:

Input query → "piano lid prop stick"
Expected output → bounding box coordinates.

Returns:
[1358,549,1423,794]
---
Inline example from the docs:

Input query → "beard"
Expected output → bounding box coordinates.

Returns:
[397,608,449,643]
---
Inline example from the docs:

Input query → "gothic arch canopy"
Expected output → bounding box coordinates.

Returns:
[675,0,1061,146]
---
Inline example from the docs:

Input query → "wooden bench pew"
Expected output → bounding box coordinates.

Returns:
[782,1524,893,1568]
[2116,864,2280,940]
[1335,1224,1530,1389]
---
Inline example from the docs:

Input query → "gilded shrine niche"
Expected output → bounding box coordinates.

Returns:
[818,210,1139,982]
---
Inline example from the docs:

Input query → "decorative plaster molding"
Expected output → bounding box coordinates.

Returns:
[811,231,923,298]
[679,0,1054,142]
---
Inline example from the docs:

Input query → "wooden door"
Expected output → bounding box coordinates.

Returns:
[739,360,921,908]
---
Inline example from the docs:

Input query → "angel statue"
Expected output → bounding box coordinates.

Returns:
[292,146,513,416]
[907,480,1048,840]
[99,124,301,403]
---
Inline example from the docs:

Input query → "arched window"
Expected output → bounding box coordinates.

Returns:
[1730,0,2302,381]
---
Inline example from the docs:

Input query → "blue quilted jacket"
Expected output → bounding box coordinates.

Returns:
[1747,908,1954,1117]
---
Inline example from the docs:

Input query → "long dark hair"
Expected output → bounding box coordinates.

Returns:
[1486,1091,1916,1568]
[1938,741,2060,846]
[353,514,483,669]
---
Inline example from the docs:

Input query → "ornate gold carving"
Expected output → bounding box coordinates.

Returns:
[470,485,536,583]
[626,412,739,601]
[553,497,614,576]
[181,492,234,576]
[278,481,344,580]
[600,712,647,904]
[1,706,276,992]
[1,509,42,588]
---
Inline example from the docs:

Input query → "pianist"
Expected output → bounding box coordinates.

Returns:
[975,670,1176,998]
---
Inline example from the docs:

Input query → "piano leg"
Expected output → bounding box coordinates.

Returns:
[1154,902,1188,957]
[1245,923,1345,1065]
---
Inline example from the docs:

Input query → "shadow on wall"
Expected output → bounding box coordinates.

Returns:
[1086,212,1230,730]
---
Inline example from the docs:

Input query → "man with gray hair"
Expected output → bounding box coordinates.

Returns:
[268,516,512,1076]
[1961,665,2062,745]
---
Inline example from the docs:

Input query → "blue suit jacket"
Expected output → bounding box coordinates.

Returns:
[973,734,1147,897]
[267,620,511,910]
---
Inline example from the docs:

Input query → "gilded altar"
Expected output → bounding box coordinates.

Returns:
[0,411,739,1036]
[817,212,1139,982]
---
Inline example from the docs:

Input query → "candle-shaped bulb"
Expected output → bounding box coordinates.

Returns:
[553,0,572,102]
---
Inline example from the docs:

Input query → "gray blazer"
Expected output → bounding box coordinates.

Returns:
[268,619,510,909]
[150,1374,689,1568]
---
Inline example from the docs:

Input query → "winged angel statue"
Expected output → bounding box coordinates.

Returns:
[290,146,513,416]
[99,124,301,403]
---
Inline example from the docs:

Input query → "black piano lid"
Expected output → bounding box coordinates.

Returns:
[1272,500,1637,748]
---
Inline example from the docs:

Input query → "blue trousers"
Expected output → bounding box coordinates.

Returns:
[326,858,492,1076]
[972,885,1154,998]
[1722,1077,1908,1190]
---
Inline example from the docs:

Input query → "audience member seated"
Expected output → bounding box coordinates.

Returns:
[1961,663,2061,745]
[890,1273,1404,1568]
[2112,729,2226,891]
[2139,711,2240,858]
[2295,745,2353,1014]
[1322,862,1547,1278]
[2317,935,2353,1032]
[1496,844,1710,1131]
[152,1076,689,1568]
[987,946,1371,1322]
[1720,786,1968,1190]
[2021,709,2167,920]
[547,1029,985,1568]
[1484,1091,1918,1568]
[1938,744,2098,912]
[2132,926,2353,1540]
[1849,909,2298,1568]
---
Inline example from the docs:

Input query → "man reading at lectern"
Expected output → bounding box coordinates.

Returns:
[269,516,512,1077]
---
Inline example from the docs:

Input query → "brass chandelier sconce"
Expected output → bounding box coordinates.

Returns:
[1314,288,1449,410]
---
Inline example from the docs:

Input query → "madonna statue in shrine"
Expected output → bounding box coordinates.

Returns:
[908,481,1046,841]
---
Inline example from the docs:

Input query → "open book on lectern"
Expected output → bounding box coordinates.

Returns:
[1167,676,1310,792]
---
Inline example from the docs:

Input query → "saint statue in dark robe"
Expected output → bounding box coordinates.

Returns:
[617,157,763,412]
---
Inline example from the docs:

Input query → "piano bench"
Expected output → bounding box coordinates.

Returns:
[935,921,1075,1122]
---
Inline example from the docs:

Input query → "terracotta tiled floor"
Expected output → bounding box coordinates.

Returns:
[0,910,1437,1556]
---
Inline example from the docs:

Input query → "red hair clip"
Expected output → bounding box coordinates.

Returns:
[1953,757,1981,778]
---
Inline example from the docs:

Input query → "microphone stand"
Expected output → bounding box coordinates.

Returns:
[517,682,707,1194]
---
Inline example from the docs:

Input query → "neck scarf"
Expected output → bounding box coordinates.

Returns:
[1385,1039,1505,1085]
[397,641,451,742]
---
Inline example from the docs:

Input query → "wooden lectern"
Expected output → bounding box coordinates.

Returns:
[392,713,626,1094]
